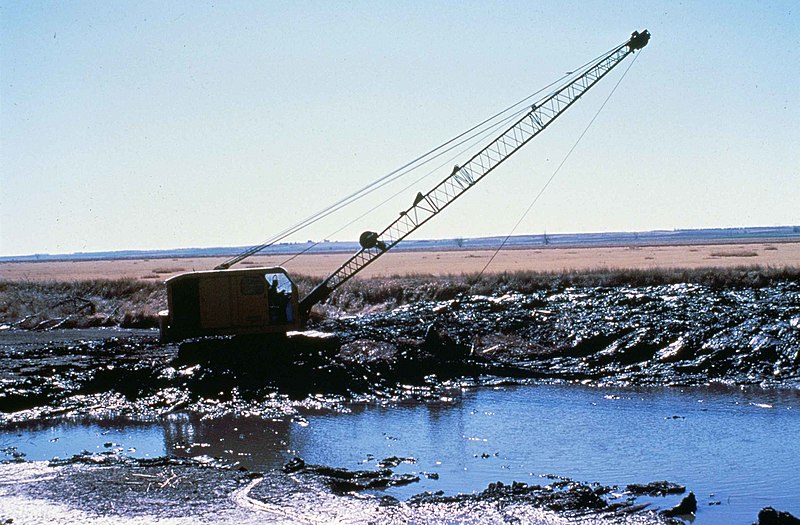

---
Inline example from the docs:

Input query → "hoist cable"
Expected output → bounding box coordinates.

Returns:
[217,93,549,269]
[276,43,632,267]
[477,50,642,278]
[232,103,535,269]
[218,40,630,269]
[278,108,524,266]
[217,98,544,269]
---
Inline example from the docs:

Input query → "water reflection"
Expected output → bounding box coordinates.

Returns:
[2,384,799,524]
[162,413,293,470]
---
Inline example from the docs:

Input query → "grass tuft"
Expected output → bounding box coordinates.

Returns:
[709,250,759,258]
[151,267,186,274]
[0,279,165,329]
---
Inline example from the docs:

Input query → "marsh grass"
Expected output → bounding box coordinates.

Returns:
[710,250,759,258]
[152,267,186,274]
[0,279,165,330]
[2,266,797,329]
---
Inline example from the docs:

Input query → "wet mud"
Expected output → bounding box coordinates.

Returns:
[0,451,678,524]
[322,281,800,388]
[282,457,692,523]
[3,450,798,524]
[3,282,799,422]
[1,281,799,523]
[757,507,800,525]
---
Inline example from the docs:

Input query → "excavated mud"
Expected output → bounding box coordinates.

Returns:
[323,281,800,388]
[278,457,687,523]
[0,452,676,524]
[1,281,799,523]
[1,282,799,422]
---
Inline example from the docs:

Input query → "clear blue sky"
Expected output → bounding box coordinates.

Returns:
[1,1,798,256]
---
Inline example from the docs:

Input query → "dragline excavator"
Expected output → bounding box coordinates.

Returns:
[158,30,650,343]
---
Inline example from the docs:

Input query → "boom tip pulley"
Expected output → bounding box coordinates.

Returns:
[628,29,651,51]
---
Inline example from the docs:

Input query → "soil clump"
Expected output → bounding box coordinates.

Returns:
[758,507,800,525]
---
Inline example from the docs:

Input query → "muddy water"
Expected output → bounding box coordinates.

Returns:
[3,383,799,524]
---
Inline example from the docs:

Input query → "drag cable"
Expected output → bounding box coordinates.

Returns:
[279,109,525,266]
[220,40,630,269]
[477,51,642,279]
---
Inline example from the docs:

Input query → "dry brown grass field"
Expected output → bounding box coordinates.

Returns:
[2,241,799,283]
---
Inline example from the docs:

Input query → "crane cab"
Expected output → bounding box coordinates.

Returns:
[158,267,300,342]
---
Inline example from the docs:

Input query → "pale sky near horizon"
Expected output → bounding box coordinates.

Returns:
[1,1,798,257]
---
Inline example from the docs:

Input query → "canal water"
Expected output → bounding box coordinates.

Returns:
[2,383,799,523]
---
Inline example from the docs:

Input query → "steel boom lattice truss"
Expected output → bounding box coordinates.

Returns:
[300,33,648,314]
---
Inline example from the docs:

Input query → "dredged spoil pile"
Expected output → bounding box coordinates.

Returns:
[1,281,799,420]
[1,281,799,524]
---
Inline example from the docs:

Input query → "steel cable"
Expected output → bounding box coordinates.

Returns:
[218,40,630,269]
[477,50,643,278]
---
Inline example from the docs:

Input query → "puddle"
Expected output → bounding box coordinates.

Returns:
[3,383,799,523]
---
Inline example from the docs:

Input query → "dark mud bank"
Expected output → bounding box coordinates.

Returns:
[322,281,800,387]
[1,282,799,420]
[0,451,697,524]
[3,451,798,525]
